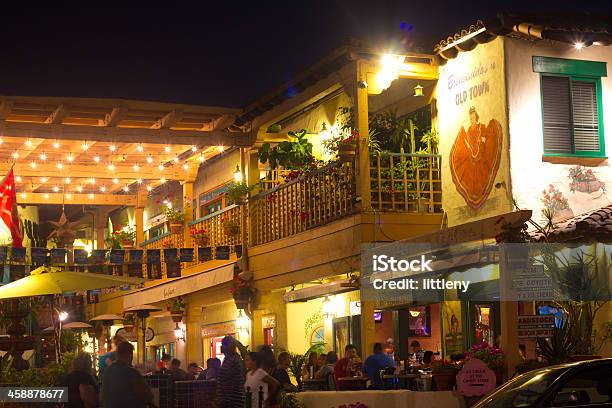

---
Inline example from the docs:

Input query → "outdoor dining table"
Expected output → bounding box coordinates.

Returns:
[382,373,419,390]
[302,378,327,391]
[337,376,369,390]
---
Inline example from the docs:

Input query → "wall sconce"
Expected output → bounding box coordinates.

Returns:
[236,310,250,336]
[233,165,243,183]
[409,309,421,317]
[322,296,335,320]
[413,84,424,97]
[174,323,186,342]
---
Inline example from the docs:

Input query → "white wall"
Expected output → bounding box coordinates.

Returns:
[505,37,612,225]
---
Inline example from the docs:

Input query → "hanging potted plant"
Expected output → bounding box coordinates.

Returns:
[167,297,186,323]
[190,225,210,247]
[122,313,136,333]
[106,225,136,249]
[230,275,255,309]
[225,182,253,205]
[337,129,359,163]
[163,197,191,235]
[431,360,460,391]
[221,217,240,238]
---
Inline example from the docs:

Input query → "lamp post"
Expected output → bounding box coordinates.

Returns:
[124,304,161,369]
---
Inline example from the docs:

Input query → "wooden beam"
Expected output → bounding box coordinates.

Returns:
[17,192,137,205]
[151,110,183,129]
[104,106,128,126]
[211,114,236,130]
[46,103,71,124]
[0,101,13,119]
[0,120,254,146]
[20,138,46,160]
[1,162,182,180]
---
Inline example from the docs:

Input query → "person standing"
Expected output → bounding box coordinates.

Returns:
[216,336,245,408]
[61,352,99,408]
[244,352,279,408]
[102,341,154,408]
[273,352,297,392]
[98,335,124,380]
[363,343,396,390]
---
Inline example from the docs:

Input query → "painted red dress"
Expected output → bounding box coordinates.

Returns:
[450,118,502,209]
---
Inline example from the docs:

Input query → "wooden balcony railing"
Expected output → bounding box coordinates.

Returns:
[258,169,293,192]
[370,152,442,212]
[250,162,356,246]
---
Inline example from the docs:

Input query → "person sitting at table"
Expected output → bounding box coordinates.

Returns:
[317,352,327,371]
[198,358,221,380]
[363,342,396,390]
[333,344,358,383]
[410,340,423,363]
[302,351,319,379]
[421,351,435,369]
[315,351,338,390]
[273,352,297,392]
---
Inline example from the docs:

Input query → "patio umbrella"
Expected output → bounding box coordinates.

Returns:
[0,266,143,299]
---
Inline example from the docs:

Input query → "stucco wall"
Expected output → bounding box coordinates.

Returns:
[504,37,612,225]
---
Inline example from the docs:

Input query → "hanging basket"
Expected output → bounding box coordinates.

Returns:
[338,143,357,163]
[169,223,183,235]
[170,311,184,323]
[121,239,135,249]
[223,224,240,237]
[194,235,210,247]
[234,299,250,310]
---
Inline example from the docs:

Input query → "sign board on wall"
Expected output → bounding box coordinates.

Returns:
[437,38,512,227]
[512,264,554,301]
[456,358,497,397]
[201,321,236,338]
[262,314,276,329]
[518,315,555,338]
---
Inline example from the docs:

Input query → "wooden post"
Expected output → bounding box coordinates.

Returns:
[95,209,109,250]
[499,245,520,380]
[355,60,371,210]
[359,299,375,361]
[182,181,194,246]
[135,187,147,247]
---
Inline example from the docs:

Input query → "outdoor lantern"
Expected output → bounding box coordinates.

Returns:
[236,310,250,335]
[233,165,243,182]
[409,309,421,317]
[413,84,424,97]
[58,310,69,322]
[322,296,335,320]
[174,323,185,342]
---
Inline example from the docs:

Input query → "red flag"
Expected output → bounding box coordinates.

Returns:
[0,168,23,248]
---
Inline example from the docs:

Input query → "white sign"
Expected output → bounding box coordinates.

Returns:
[349,301,361,316]
[518,315,555,338]
[513,264,553,301]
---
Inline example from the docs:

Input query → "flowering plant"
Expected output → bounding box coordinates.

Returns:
[229,275,255,299]
[189,225,208,237]
[221,217,239,229]
[465,342,505,370]
[432,359,461,373]
[162,196,192,223]
[106,224,136,248]
[568,166,597,183]
[541,185,569,212]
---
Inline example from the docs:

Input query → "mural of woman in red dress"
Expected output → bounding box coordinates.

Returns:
[449,106,503,210]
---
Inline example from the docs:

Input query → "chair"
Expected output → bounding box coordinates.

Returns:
[379,367,396,390]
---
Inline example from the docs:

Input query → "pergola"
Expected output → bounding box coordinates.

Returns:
[0,95,252,245]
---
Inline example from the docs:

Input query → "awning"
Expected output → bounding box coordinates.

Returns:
[123,264,234,308]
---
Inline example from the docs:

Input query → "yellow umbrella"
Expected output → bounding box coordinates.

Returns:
[0,266,143,299]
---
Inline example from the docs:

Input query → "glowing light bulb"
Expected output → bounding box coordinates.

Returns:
[112,178,118,184]
[25,139,33,147]
[173,155,179,163]
[160,178,166,184]
[93,155,100,163]
[137,144,144,153]
[158,164,164,171]
[108,163,115,171]
[199,154,205,162]
[66,193,72,200]
[100,186,106,192]
[64,177,71,184]
[53,185,59,192]
[67,153,74,162]
[146,155,153,164]
[56,162,63,170]
[123,186,129,192]
[44,193,50,199]
[89,193,94,199]
[182,163,189,170]
[39,152,47,161]
[30,161,37,169]
[15,176,22,183]
[77,186,83,193]
[11,151,19,159]
[574,42,585,50]
[0,138,3,144]
[53,141,60,149]
[20,192,26,199]
[109,144,116,152]
[146,185,153,192]
[164,146,171,153]
[41,177,48,183]
[81,142,89,150]
[137,178,143,184]
[191,146,197,152]
[89,178,95,184]
[133,164,140,171]
[217,145,224,152]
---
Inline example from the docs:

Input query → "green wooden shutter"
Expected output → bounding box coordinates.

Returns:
[541,76,572,153]
[571,80,600,152]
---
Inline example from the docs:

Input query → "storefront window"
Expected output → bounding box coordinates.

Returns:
[474,303,495,345]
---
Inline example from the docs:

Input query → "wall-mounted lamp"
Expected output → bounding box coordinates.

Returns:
[409,309,421,317]
[174,323,186,342]
[58,310,69,322]
[322,296,335,320]
[413,84,424,97]
[236,310,250,336]
[233,165,243,183]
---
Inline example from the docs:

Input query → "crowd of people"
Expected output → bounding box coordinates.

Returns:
[59,334,437,407]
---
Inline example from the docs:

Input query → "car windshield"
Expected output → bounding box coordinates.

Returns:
[474,367,567,408]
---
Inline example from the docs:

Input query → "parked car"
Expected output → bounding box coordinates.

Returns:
[474,359,612,407]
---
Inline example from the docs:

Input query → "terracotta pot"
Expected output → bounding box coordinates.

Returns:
[169,223,183,234]
[170,311,184,323]
[338,143,357,163]
[121,239,134,249]
[194,235,210,247]
[433,368,458,391]
[223,224,240,237]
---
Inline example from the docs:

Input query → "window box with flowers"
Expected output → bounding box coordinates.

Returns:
[432,360,461,391]
[541,184,573,222]
[221,217,240,238]
[568,165,605,194]
[107,225,136,249]
[190,225,210,247]
[163,197,192,234]
[465,342,505,386]
[230,275,255,309]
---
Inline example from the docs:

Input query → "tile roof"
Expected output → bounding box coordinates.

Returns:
[532,205,612,242]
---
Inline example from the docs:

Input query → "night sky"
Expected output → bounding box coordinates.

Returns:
[0,1,610,108]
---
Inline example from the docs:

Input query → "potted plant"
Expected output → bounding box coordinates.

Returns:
[431,360,460,391]
[107,225,136,249]
[225,182,253,205]
[190,225,210,247]
[257,129,314,170]
[122,313,136,333]
[163,197,191,234]
[337,129,359,163]
[221,217,240,238]
[278,343,325,391]
[167,297,186,322]
[465,342,505,386]
[568,166,605,194]
[230,275,255,309]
